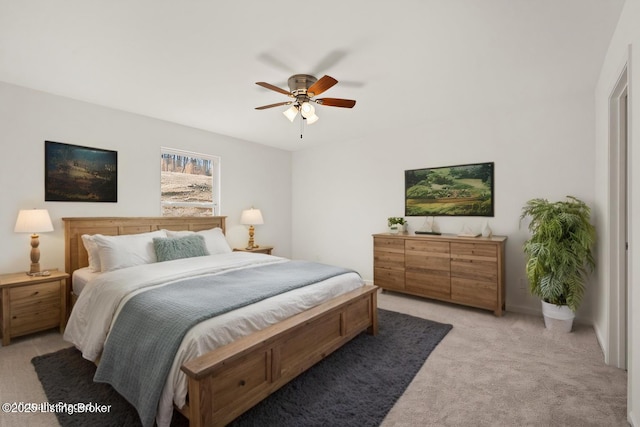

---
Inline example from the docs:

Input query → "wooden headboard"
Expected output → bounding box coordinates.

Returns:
[63,216,226,277]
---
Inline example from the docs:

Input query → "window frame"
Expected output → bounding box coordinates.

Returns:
[160,147,221,216]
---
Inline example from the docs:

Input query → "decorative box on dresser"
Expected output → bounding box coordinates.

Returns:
[373,233,507,316]
[0,269,69,345]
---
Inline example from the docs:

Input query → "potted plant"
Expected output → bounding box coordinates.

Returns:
[388,217,407,234]
[520,196,596,332]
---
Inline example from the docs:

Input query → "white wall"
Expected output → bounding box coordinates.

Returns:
[0,82,292,274]
[594,0,640,423]
[292,91,596,318]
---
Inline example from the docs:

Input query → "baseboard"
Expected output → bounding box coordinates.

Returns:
[592,321,607,362]
[507,303,597,329]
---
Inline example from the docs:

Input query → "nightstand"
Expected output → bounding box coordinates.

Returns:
[233,246,274,255]
[0,269,69,346]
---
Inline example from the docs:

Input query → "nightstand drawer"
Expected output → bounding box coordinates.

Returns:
[10,307,61,336]
[9,281,62,336]
[10,281,60,310]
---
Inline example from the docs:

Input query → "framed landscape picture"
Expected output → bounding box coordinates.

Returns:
[45,141,118,202]
[405,162,494,217]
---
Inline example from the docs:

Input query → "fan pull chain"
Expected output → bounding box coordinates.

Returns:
[300,116,304,139]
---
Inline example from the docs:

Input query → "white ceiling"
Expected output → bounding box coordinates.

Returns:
[0,0,625,151]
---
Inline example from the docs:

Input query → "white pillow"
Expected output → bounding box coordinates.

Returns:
[81,234,102,272]
[165,227,231,255]
[164,229,192,238]
[92,230,167,272]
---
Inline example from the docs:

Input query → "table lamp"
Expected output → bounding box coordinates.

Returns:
[14,209,54,275]
[240,208,264,249]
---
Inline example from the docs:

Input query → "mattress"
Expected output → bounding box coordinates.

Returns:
[64,252,364,427]
[71,267,101,295]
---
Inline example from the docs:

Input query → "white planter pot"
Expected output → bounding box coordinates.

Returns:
[541,300,575,333]
[389,224,405,234]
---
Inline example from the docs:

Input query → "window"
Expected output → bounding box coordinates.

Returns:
[160,148,220,216]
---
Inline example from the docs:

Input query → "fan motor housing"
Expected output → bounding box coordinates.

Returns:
[288,74,317,94]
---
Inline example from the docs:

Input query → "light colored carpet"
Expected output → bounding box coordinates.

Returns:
[0,290,628,426]
[379,291,628,427]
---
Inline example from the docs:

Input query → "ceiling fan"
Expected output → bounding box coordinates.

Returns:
[255,74,356,126]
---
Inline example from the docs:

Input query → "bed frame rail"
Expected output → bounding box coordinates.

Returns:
[181,284,378,427]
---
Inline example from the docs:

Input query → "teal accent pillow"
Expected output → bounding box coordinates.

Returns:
[153,234,210,262]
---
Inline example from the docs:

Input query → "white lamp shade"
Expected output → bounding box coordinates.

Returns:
[14,209,54,233]
[305,113,319,125]
[300,102,315,118]
[240,208,264,225]
[283,105,299,122]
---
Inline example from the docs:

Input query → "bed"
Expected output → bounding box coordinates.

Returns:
[62,216,378,427]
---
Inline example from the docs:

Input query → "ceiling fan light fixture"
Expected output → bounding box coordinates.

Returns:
[283,105,298,122]
[305,113,319,125]
[255,75,355,134]
[299,102,315,118]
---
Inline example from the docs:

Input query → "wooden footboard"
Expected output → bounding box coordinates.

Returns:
[181,284,378,427]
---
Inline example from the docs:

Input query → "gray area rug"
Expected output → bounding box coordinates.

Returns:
[32,309,451,426]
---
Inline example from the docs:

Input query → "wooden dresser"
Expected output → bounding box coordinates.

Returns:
[373,233,507,316]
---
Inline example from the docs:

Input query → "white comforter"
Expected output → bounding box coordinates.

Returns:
[64,252,364,427]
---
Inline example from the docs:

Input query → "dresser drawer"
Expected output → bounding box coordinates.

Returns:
[406,270,450,300]
[405,252,450,272]
[374,268,405,291]
[405,240,450,254]
[373,252,405,270]
[451,277,497,310]
[373,238,405,271]
[451,242,496,259]
[405,240,450,271]
[374,237,405,251]
[451,258,497,282]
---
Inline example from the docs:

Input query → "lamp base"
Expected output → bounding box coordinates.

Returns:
[246,225,259,250]
[28,262,41,275]
[28,235,42,276]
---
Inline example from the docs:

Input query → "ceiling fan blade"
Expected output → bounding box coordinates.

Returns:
[255,82,292,96]
[316,98,356,108]
[257,52,295,74]
[310,50,348,76]
[307,75,338,97]
[255,101,292,110]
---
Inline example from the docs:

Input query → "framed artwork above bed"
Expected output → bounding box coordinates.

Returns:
[45,140,118,202]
